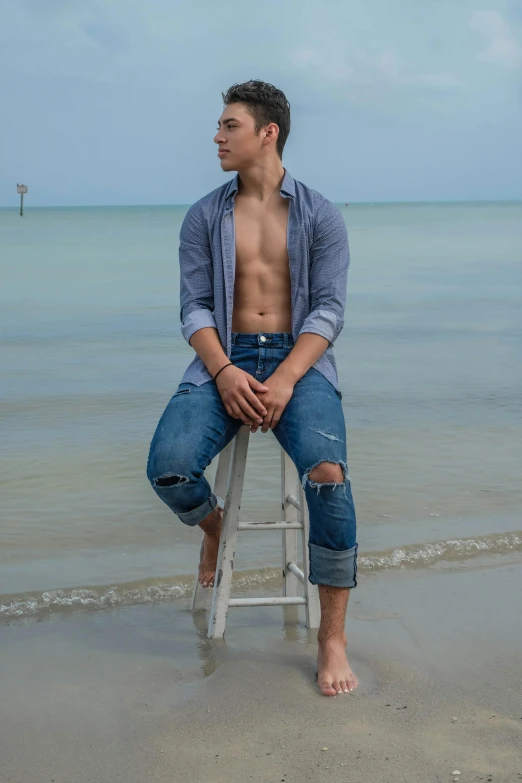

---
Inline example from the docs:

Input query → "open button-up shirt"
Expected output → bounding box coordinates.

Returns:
[179,169,350,391]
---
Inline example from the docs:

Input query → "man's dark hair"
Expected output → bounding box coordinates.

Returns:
[222,80,291,159]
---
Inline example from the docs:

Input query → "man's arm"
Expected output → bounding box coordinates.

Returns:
[179,202,220,348]
[254,200,349,432]
[178,203,235,375]
[275,199,350,383]
[272,332,330,384]
[188,327,230,379]
[178,203,269,427]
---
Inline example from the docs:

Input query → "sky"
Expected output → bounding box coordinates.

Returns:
[1,0,522,206]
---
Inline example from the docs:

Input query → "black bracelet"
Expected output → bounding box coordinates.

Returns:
[213,362,234,381]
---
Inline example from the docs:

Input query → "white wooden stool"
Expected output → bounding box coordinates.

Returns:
[191,425,320,638]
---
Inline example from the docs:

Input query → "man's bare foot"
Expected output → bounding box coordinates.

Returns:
[317,633,359,697]
[197,505,223,588]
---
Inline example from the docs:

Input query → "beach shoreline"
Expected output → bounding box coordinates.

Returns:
[1,558,521,782]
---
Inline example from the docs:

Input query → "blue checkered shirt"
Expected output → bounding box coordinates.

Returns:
[179,169,350,391]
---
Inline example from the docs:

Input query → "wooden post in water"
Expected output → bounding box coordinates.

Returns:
[17,184,28,216]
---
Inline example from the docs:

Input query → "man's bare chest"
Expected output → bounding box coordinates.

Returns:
[233,198,290,271]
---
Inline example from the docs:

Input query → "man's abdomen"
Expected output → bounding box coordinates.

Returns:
[231,307,292,333]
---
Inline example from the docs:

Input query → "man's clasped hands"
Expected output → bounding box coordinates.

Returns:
[214,364,295,434]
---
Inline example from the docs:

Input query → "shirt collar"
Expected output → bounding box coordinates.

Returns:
[224,168,296,208]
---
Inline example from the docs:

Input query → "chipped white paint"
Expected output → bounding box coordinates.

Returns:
[192,426,320,637]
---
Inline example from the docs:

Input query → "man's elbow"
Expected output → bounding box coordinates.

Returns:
[297,308,344,346]
[180,307,218,345]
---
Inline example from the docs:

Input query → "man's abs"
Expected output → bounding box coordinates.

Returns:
[231,193,292,333]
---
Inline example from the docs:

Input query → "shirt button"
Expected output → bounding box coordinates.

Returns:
[259,335,267,342]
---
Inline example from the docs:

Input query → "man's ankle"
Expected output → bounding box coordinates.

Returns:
[198,506,222,537]
[317,630,347,646]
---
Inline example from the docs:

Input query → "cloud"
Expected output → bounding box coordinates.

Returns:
[80,16,129,50]
[405,72,464,88]
[471,10,522,69]
[288,48,315,69]
[20,0,75,14]
[288,45,463,93]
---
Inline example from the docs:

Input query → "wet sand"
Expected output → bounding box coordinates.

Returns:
[1,558,521,783]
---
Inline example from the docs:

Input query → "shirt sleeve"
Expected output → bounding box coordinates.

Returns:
[297,199,350,347]
[178,201,218,344]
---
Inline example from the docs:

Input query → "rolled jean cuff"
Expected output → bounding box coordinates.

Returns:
[308,542,358,588]
[176,493,224,527]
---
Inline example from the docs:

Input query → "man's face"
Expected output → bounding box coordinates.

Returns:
[214,103,263,171]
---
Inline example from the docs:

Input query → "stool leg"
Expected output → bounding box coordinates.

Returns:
[208,426,250,638]
[281,450,299,598]
[299,483,321,630]
[191,438,234,611]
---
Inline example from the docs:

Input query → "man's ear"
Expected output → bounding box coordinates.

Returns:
[265,122,279,141]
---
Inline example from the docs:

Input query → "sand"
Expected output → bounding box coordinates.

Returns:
[1,557,521,783]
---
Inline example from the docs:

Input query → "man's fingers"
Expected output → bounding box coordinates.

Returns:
[246,374,269,393]
[270,410,281,429]
[245,388,268,417]
[230,403,252,425]
[237,399,264,424]
[230,399,264,426]
[263,407,282,432]
[261,408,274,433]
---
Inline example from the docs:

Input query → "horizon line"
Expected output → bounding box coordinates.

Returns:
[1,197,522,209]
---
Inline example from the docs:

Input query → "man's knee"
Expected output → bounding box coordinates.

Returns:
[308,461,345,484]
[147,454,191,488]
[147,443,191,488]
[151,472,189,488]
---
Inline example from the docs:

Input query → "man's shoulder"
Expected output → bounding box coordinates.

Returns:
[180,180,233,236]
[188,180,233,215]
[292,176,339,216]
[292,176,347,243]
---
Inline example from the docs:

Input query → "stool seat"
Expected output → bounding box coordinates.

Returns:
[191,425,320,638]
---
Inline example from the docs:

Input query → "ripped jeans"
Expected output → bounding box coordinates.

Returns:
[146,332,358,588]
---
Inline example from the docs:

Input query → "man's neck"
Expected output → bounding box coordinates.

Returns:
[236,160,285,202]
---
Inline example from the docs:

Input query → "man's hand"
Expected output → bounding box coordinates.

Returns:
[250,369,296,434]
[215,365,269,428]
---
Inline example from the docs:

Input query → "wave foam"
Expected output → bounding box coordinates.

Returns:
[2,531,521,619]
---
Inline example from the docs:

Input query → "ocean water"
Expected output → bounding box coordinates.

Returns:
[1,202,521,618]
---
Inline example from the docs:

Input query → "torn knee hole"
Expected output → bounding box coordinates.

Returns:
[154,473,188,487]
[302,460,350,494]
[308,461,344,484]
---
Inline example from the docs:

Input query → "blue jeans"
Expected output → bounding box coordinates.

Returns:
[146,332,358,588]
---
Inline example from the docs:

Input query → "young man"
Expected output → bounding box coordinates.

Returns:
[147,80,358,697]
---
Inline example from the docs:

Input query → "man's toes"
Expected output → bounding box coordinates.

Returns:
[319,680,337,697]
[348,674,359,690]
[198,570,216,588]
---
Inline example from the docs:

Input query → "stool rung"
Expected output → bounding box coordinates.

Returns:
[193,427,320,637]
[286,493,301,510]
[237,521,303,531]
[286,561,305,584]
[228,596,307,607]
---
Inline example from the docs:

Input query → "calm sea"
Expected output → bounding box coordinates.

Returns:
[1,202,521,618]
